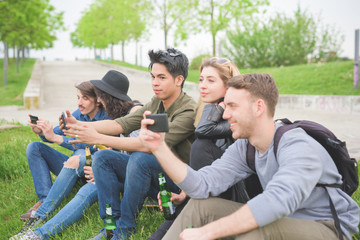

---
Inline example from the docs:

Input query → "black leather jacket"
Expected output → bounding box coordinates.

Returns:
[195,104,234,152]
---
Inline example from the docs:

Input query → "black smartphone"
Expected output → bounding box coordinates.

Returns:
[29,115,38,124]
[61,112,69,130]
[146,113,169,132]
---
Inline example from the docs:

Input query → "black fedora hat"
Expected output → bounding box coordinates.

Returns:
[90,70,131,101]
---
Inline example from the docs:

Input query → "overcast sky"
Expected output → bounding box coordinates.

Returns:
[23,0,360,65]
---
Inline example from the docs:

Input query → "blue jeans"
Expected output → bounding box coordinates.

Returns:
[33,154,102,239]
[92,150,180,238]
[26,141,83,202]
[34,182,98,239]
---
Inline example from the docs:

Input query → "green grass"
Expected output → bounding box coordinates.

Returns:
[0,58,37,106]
[98,59,149,72]
[103,59,359,96]
[0,123,359,239]
[240,61,359,95]
[0,123,165,239]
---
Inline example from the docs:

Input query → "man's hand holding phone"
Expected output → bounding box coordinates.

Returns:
[59,110,77,130]
[29,114,43,135]
[139,111,168,153]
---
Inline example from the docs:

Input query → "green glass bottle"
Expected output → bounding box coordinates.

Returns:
[85,146,92,167]
[105,203,116,239]
[158,172,176,220]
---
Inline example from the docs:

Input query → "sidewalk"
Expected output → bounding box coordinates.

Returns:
[0,60,359,160]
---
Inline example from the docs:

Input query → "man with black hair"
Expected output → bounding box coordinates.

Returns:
[63,48,196,239]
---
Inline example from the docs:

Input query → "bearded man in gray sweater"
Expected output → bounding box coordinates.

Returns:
[140,73,359,240]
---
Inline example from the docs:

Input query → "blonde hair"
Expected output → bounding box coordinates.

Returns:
[200,57,240,85]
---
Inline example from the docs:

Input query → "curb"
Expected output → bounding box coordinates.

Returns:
[23,60,42,109]
[278,95,360,114]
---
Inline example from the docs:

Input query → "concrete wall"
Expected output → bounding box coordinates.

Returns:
[278,95,360,114]
[23,60,42,109]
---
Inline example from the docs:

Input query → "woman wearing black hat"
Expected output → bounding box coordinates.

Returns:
[10,70,142,240]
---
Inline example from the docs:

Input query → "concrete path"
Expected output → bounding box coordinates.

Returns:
[0,60,359,160]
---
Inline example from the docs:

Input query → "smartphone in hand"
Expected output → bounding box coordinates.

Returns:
[146,113,169,132]
[61,112,69,130]
[29,115,38,124]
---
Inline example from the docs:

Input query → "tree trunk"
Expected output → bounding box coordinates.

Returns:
[212,33,216,57]
[21,46,25,67]
[16,46,20,73]
[163,0,168,49]
[3,42,8,86]
[111,44,114,61]
[210,0,216,56]
[94,48,97,59]
[121,41,125,62]
[12,45,16,63]
[135,41,138,66]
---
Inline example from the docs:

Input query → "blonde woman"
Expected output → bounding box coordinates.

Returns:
[148,57,245,240]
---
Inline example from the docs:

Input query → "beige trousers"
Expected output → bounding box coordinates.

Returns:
[163,197,346,240]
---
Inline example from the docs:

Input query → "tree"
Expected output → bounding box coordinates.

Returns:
[196,0,269,56]
[0,0,63,85]
[72,0,149,61]
[226,22,274,68]
[151,0,198,49]
[224,6,344,68]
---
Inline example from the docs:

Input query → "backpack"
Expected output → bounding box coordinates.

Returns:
[246,118,359,240]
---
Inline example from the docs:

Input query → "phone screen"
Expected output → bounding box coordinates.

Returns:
[61,112,69,130]
[146,114,169,132]
[30,115,38,124]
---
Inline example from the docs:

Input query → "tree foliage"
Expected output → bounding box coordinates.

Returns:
[0,0,64,49]
[0,0,63,85]
[225,6,344,68]
[71,0,150,61]
[196,0,269,56]
[151,0,198,49]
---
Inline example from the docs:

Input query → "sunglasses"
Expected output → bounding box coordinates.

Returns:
[210,57,230,64]
[169,52,181,57]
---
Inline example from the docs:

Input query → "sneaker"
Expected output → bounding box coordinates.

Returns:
[87,227,107,240]
[9,229,40,240]
[10,216,44,240]
[20,202,42,220]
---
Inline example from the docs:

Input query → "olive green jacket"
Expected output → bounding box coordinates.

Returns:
[116,91,196,163]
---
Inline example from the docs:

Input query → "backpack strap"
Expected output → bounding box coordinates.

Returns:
[246,141,256,172]
[323,187,345,240]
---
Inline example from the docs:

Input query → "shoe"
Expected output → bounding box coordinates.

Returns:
[20,202,42,220]
[87,227,107,240]
[10,216,44,240]
[9,229,40,240]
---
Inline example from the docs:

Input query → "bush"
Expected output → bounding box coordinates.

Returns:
[189,54,211,70]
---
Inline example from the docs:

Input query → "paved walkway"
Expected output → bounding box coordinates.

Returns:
[0,60,359,160]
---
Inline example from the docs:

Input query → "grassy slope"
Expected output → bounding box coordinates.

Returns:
[104,59,359,95]
[0,58,37,106]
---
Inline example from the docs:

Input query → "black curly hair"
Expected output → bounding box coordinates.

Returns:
[94,87,140,119]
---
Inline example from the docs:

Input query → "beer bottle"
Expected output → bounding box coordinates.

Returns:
[85,146,92,167]
[105,203,116,240]
[158,172,176,220]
